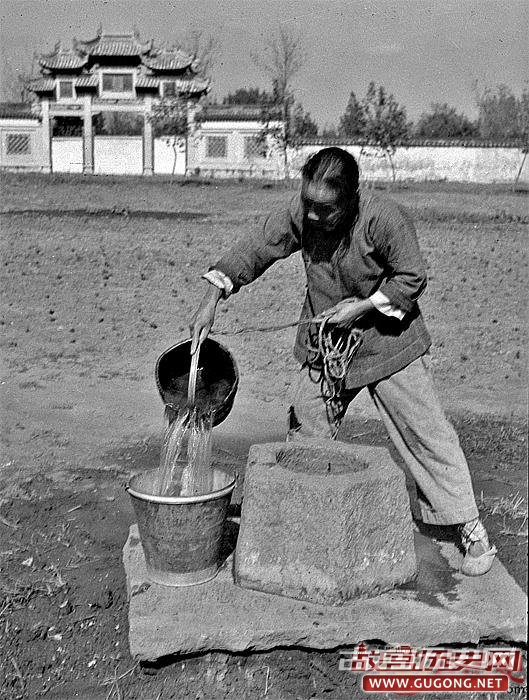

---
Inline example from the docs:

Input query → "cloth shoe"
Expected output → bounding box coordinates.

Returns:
[460,518,497,576]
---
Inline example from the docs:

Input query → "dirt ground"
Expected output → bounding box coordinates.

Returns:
[0,174,527,699]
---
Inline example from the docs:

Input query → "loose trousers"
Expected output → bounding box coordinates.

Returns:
[287,354,479,525]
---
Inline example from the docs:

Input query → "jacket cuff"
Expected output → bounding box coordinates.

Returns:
[210,260,246,293]
[378,280,422,313]
[369,290,406,320]
[202,269,234,298]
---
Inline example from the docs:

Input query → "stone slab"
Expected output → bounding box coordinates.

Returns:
[235,442,416,604]
[124,524,527,662]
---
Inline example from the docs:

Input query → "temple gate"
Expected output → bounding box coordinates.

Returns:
[28,29,209,175]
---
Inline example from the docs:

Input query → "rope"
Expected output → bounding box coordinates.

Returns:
[211,318,314,336]
[305,318,363,403]
[212,316,363,404]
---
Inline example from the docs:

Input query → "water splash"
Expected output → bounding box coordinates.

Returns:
[181,409,214,496]
[155,406,214,497]
[155,408,189,496]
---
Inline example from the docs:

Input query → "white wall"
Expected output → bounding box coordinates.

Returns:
[3,116,528,183]
[52,138,83,172]
[190,120,282,178]
[94,136,143,175]
[193,124,528,183]
[154,136,186,175]
[0,119,47,171]
[288,144,529,183]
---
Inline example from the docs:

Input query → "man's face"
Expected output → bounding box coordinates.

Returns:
[301,180,348,233]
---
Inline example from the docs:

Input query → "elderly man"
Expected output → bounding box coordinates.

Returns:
[189,147,496,576]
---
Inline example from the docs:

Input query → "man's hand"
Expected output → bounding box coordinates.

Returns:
[189,285,223,354]
[315,297,374,327]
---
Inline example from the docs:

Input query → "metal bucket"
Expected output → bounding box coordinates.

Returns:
[155,338,238,427]
[127,468,237,586]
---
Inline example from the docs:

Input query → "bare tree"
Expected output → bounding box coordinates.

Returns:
[150,97,189,175]
[251,26,305,178]
[180,29,221,78]
[148,30,218,176]
[252,26,304,103]
[1,55,37,103]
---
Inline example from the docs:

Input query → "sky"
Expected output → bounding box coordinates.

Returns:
[1,0,527,130]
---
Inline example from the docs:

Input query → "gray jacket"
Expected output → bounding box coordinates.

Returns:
[214,190,431,388]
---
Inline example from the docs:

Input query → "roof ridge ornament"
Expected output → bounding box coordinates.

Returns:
[38,39,88,70]
[76,24,102,48]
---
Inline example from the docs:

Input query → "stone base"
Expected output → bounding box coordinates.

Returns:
[124,524,527,662]
[235,442,416,604]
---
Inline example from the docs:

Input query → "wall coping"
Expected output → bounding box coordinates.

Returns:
[291,137,527,149]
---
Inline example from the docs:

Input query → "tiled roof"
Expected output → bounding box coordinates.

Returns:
[28,78,56,93]
[172,77,209,94]
[142,49,195,71]
[39,44,87,70]
[37,33,154,65]
[202,105,280,121]
[79,32,152,57]
[135,76,160,89]
[89,41,147,57]
[34,31,209,86]
[0,102,38,119]
[398,138,527,148]
[135,75,209,92]
[40,55,87,70]
[75,75,99,88]
[292,137,527,149]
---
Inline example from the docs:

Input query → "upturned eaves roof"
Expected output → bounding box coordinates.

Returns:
[142,49,196,71]
[28,78,56,93]
[39,53,87,70]
[172,77,210,94]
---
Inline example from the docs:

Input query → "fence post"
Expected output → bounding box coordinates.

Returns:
[143,96,153,175]
[40,98,52,173]
[82,94,94,174]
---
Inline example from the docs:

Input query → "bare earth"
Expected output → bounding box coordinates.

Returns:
[0,174,527,698]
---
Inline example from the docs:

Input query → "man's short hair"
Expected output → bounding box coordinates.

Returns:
[301,147,359,200]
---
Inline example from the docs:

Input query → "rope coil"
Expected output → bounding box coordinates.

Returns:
[305,319,363,403]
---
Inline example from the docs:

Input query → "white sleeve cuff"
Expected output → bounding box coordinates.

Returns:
[369,290,406,320]
[202,269,234,298]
